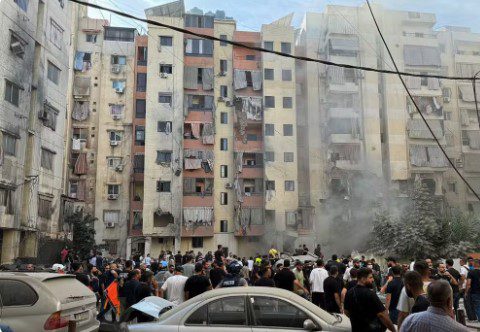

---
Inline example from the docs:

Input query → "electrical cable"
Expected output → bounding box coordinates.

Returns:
[67,0,474,82]
[365,0,480,202]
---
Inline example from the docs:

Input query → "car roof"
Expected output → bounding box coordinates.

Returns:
[0,272,75,282]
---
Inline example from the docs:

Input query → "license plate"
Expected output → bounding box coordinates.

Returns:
[74,311,89,321]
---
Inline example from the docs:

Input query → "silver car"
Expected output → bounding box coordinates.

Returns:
[0,272,99,331]
[124,287,351,331]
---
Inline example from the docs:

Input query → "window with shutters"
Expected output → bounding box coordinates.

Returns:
[38,196,52,219]
[157,181,171,192]
[3,133,17,156]
[283,97,293,109]
[157,121,172,133]
[264,69,274,80]
[265,96,275,108]
[47,61,61,84]
[220,165,228,178]
[265,151,274,162]
[41,148,55,171]
[265,124,274,136]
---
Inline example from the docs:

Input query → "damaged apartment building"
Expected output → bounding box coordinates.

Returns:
[0,0,75,263]
[296,3,480,247]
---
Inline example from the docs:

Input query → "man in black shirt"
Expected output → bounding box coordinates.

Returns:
[254,266,275,287]
[404,271,429,314]
[184,263,212,300]
[344,268,395,332]
[466,259,480,320]
[174,251,183,265]
[209,260,227,288]
[71,262,90,287]
[123,270,141,308]
[274,259,296,291]
[445,258,461,313]
[323,266,342,313]
[214,245,224,262]
[385,265,403,323]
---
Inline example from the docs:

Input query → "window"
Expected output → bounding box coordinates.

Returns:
[185,14,214,28]
[86,34,97,43]
[192,237,204,248]
[185,39,214,56]
[109,131,122,142]
[264,69,274,80]
[4,80,20,106]
[462,130,469,146]
[135,126,145,146]
[265,151,274,162]
[111,55,126,65]
[104,27,135,42]
[265,124,274,136]
[220,59,228,73]
[246,55,256,61]
[207,297,247,326]
[281,42,292,54]
[285,181,295,191]
[266,181,275,190]
[49,19,64,49]
[265,96,275,108]
[220,165,228,178]
[220,138,228,151]
[160,64,173,74]
[283,97,293,109]
[136,73,147,92]
[264,41,274,51]
[220,85,228,98]
[157,121,172,133]
[220,112,228,124]
[220,220,228,232]
[14,0,29,11]
[107,185,119,195]
[0,187,14,214]
[220,34,228,46]
[0,280,38,306]
[282,69,292,81]
[157,181,171,192]
[105,240,118,254]
[448,182,457,193]
[247,134,258,141]
[159,93,172,106]
[220,192,228,205]
[3,133,17,156]
[444,112,452,121]
[284,152,294,162]
[41,148,55,170]
[38,196,52,219]
[160,36,173,46]
[10,32,26,58]
[137,46,147,65]
[251,296,309,328]
[136,99,146,118]
[112,80,126,93]
[156,151,172,164]
[107,157,122,168]
[47,62,61,85]
[134,154,145,173]
[283,124,293,136]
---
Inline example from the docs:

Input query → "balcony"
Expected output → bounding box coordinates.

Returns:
[0,206,15,229]
[242,194,263,207]
[182,225,214,237]
[234,224,266,237]
[183,195,214,207]
[235,138,263,152]
[327,81,359,93]
[327,108,359,120]
[401,11,436,27]
[240,167,263,178]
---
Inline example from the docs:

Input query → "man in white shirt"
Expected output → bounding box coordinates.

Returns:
[309,259,329,310]
[160,266,188,306]
[143,253,152,267]
[344,258,361,283]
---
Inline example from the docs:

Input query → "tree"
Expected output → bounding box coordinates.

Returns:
[370,178,480,260]
[64,210,96,260]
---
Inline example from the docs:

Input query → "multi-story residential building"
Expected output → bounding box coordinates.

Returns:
[0,0,75,263]
[69,11,137,258]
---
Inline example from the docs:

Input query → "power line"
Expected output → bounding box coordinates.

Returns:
[365,0,480,202]
[67,0,474,82]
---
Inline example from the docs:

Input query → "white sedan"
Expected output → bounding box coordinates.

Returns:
[123,287,351,332]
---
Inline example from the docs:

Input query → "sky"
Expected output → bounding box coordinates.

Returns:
[88,0,480,33]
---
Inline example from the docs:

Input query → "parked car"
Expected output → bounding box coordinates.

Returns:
[0,272,99,331]
[123,287,351,331]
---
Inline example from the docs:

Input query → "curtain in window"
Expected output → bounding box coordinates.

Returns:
[73,76,91,96]
[104,211,119,223]
[202,68,214,90]
[409,145,428,166]
[184,67,198,89]
[405,76,421,89]
[251,71,263,91]
[427,146,448,167]
[183,178,196,193]
[202,123,214,145]
[74,153,88,175]
[234,69,248,90]
[72,102,89,121]
[74,52,85,71]
[183,207,214,228]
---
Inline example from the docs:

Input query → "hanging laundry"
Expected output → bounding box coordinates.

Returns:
[74,52,85,71]
[405,76,421,89]
[74,153,88,175]
[234,69,248,90]
[251,70,263,91]
[202,122,214,144]
[73,76,91,96]
[184,158,202,170]
[202,68,214,90]
[184,67,198,89]
[427,77,440,90]
[190,123,201,139]
[72,102,89,121]
[72,138,81,151]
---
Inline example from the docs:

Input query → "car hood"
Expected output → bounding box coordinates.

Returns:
[131,296,175,319]
[331,314,352,331]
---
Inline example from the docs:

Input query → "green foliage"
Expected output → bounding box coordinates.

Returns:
[370,179,480,260]
[64,210,96,260]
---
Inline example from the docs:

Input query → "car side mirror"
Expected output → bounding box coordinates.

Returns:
[303,319,320,331]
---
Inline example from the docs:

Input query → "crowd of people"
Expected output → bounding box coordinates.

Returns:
[44,245,480,331]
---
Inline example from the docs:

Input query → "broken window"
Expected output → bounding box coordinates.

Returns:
[157,121,172,133]
[132,211,143,230]
[38,196,52,219]
[39,102,59,131]
[105,240,118,254]
[156,181,171,192]
[4,80,20,106]
[160,64,173,75]
[112,80,126,93]
[109,131,122,142]
[41,148,55,171]
[156,151,172,164]
[153,210,174,227]
[49,19,64,50]
[2,133,17,156]
[107,157,122,169]
[0,187,14,214]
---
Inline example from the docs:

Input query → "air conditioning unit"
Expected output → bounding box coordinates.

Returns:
[10,41,24,56]
[219,71,226,77]
[160,73,168,79]
[106,222,115,228]
[112,114,122,120]
[107,194,119,200]
[443,96,451,103]
[115,165,123,172]
[110,140,119,146]
[111,65,121,74]
[225,183,233,189]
